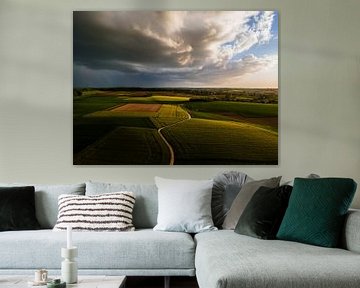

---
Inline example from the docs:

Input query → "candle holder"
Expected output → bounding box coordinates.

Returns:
[61,247,78,284]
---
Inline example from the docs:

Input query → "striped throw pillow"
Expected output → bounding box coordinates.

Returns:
[53,192,136,231]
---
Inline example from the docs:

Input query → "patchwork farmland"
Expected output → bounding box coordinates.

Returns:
[73,88,278,165]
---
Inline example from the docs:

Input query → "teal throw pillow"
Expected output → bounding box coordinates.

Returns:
[277,178,357,247]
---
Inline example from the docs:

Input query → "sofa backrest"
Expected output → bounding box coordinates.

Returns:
[341,209,360,253]
[86,181,158,229]
[0,182,86,228]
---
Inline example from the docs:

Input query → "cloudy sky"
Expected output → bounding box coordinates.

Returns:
[73,11,278,88]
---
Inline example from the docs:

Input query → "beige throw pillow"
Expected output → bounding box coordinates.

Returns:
[222,176,281,230]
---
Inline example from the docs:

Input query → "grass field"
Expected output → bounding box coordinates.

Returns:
[188,111,278,132]
[74,127,170,165]
[161,118,277,164]
[122,95,190,103]
[74,96,125,117]
[112,103,162,112]
[73,88,278,165]
[151,105,190,127]
[74,116,155,154]
[184,101,278,117]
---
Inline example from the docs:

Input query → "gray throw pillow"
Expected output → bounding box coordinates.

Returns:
[212,171,250,228]
[283,173,320,186]
[0,183,85,228]
[222,176,281,230]
[153,177,217,233]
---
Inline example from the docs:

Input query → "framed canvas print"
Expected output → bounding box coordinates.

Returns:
[73,11,278,165]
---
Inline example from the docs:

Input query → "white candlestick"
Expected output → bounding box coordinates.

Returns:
[67,225,72,249]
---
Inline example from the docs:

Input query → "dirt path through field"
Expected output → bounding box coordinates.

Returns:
[157,110,191,165]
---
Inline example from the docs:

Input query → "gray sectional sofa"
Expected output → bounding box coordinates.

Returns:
[1,181,360,288]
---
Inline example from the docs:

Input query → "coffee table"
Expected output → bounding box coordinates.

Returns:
[0,275,126,288]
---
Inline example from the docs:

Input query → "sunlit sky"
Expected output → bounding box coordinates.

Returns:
[73,11,278,88]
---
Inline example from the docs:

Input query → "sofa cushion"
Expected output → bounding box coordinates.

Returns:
[212,171,250,228]
[282,173,320,186]
[0,229,195,271]
[153,177,216,233]
[195,230,360,288]
[53,192,136,232]
[277,178,357,247]
[342,209,360,253]
[234,185,292,239]
[86,181,158,229]
[222,176,281,229]
[0,186,40,231]
[0,183,85,229]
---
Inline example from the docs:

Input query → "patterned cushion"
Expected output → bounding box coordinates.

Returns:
[212,171,250,228]
[277,178,357,247]
[86,181,158,229]
[53,192,136,232]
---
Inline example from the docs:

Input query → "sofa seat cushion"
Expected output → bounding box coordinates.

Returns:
[195,230,360,288]
[0,229,195,270]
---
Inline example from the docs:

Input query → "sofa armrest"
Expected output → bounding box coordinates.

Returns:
[342,209,360,253]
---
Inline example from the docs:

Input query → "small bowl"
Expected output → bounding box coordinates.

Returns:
[47,279,66,288]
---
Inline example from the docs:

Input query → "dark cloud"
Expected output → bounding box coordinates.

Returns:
[73,11,277,88]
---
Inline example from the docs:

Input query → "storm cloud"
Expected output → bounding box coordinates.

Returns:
[73,11,278,88]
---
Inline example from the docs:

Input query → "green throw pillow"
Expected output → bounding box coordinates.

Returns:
[277,178,357,247]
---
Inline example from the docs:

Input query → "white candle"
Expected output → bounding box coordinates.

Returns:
[67,225,72,249]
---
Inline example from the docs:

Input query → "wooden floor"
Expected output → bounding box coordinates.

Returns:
[126,276,199,288]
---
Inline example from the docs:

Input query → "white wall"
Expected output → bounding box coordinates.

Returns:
[0,0,359,207]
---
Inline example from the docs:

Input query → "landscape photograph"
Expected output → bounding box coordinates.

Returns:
[73,11,278,165]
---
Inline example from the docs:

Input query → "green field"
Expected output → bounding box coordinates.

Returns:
[122,95,190,103]
[74,96,125,117]
[73,88,278,165]
[151,105,190,127]
[74,127,170,165]
[161,119,277,164]
[74,117,155,155]
[184,101,278,117]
